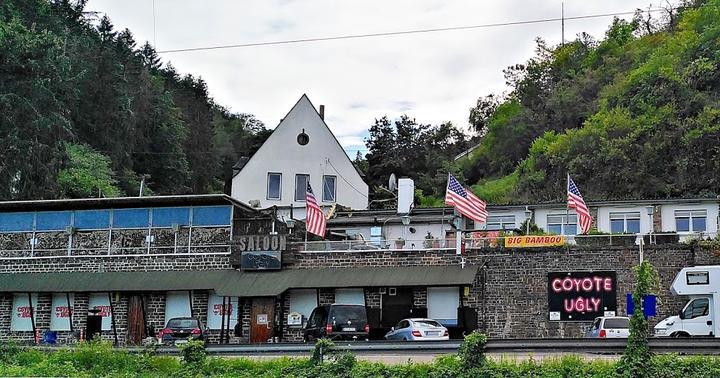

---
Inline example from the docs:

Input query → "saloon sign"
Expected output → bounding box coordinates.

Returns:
[236,234,286,270]
[547,271,617,321]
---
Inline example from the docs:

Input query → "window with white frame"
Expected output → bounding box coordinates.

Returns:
[485,215,515,231]
[609,212,641,234]
[294,174,309,201]
[266,173,281,200]
[675,210,707,232]
[322,175,337,202]
[547,214,578,235]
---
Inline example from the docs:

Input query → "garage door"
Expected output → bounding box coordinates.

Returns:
[289,289,317,327]
[164,291,192,325]
[335,288,365,305]
[427,287,459,326]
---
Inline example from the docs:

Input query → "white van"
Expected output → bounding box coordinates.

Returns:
[654,266,719,337]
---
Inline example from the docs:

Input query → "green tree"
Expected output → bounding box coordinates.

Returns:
[57,143,121,198]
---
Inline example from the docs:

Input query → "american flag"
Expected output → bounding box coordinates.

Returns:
[567,175,593,234]
[305,182,326,237]
[445,174,488,222]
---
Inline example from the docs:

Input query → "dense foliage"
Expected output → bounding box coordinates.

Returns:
[363,116,469,208]
[458,1,720,202]
[0,0,268,200]
[0,339,720,377]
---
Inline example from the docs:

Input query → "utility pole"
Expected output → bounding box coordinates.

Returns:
[561,3,565,46]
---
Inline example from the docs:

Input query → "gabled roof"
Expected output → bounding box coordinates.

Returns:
[232,94,364,184]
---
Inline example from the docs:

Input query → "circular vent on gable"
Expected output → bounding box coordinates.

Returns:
[297,129,309,145]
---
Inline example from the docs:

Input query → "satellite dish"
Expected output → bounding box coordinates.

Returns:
[388,173,397,191]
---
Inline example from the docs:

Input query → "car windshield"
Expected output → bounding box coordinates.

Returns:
[414,320,442,327]
[330,306,366,323]
[167,319,199,329]
[604,318,629,329]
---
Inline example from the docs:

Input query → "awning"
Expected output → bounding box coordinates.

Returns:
[0,270,235,293]
[214,265,479,297]
[0,265,479,297]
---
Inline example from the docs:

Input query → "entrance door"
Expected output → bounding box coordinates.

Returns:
[250,297,275,343]
[126,295,146,345]
[381,288,413,328]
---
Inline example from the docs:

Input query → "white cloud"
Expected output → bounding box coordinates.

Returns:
[88,0,653,144]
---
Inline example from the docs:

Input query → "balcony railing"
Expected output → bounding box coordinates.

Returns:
[290,232,715,253]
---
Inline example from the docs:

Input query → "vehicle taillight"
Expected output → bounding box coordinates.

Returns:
[191,328,201,335]
[599,329,606,338]
[412,330,423,337]
[364,324,370,334]
[326,324,333,334]
[443,330,449,336]
[158,328,172,338]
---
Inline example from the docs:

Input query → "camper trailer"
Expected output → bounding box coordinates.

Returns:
[654,266,720,337]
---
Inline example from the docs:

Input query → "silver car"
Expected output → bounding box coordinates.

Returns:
[385,318,449,341]
[586,316,630,338]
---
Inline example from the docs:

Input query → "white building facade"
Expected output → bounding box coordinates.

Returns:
[231,95,369,220]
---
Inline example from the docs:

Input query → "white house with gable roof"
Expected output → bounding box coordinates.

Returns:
[231,95,369,220]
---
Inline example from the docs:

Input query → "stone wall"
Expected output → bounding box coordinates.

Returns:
[1,238,719,343]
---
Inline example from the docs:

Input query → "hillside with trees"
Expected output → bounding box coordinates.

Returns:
[457,0,720,203]
[0,0,269,200]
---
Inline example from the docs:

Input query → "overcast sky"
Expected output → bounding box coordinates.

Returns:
[87,0,654,156]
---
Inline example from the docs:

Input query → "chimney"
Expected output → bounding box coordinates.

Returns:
[319,105,325,120]
[397,178,415,214]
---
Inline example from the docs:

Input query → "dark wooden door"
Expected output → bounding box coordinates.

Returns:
[250,297,275,343]
[381,288,413,328]
[126,295,145,345]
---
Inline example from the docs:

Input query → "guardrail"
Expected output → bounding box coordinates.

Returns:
[33,338,720,355]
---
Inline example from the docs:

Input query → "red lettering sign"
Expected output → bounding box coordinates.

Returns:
[55,306,70,318]
[213,304,233,316]
[16,306,32,318]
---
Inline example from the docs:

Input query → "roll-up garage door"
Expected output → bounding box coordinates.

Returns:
[288,289,317,327]
[427,287,459,326]
[334,288,365,305]
[164,291,192,325]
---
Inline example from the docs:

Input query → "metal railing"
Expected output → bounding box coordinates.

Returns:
[289,232,716,253]
[0,244,231,260]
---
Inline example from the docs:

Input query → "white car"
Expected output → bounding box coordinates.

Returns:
[585,316,630,338]
[384,318,449,341]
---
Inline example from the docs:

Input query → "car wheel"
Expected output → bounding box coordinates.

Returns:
[672,332,689,338]
[403,337,408,341]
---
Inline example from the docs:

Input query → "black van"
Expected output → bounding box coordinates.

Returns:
[303,304,369,341]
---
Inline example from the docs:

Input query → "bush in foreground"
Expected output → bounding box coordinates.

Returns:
[0,339,718,377]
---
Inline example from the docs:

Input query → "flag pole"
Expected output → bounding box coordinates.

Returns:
[566,173,570,236]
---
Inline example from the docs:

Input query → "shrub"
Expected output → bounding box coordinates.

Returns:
[617,260,659,378]
[311,338,336,365]
[179,339,207,366]
[457,330,487,370]
[0,341,21,364]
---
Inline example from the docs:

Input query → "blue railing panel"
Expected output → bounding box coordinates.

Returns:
[152,207,190,227]
[36,211,72,231]
[192,206,231,226]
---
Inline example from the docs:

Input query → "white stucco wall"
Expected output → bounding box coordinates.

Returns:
[660,201,718,238]
[474,209,529,230]
[231,95,369,217]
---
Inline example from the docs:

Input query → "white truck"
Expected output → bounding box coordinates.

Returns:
[654,266,719,337]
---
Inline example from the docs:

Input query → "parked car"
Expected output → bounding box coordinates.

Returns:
[586,316,630,338]
[157,317,207,345]
[303,304,369,341]
[385,318,449,341]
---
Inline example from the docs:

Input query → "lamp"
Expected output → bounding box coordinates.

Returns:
[285,219,296,234]
[524,206,532,234]
[401,215,411,226]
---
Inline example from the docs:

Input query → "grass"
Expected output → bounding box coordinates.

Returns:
[0,341,718,377]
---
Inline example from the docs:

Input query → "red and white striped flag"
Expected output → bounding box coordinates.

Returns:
[445,174,488,223]
[567,175,593,234]
[305,182,326,237]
